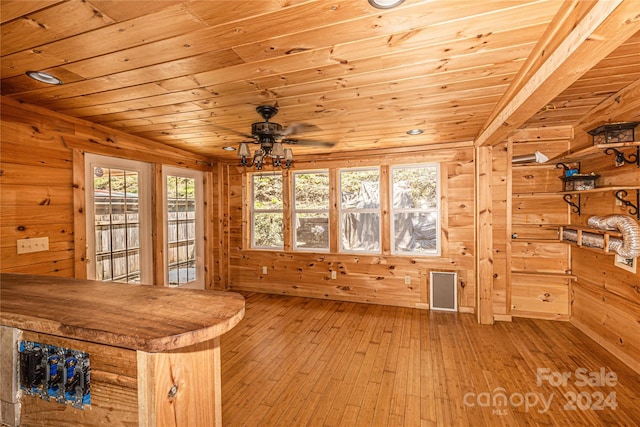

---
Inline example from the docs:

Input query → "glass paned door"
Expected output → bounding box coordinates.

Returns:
[166,175,197,286]
[164,167,204,289]
[86,155,152,284]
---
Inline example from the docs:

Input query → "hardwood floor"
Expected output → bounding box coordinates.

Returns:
[220,293,640,426]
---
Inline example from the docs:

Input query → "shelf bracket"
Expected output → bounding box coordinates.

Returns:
[555,162,580,173]
[615,190,639,219]
[604,147,639,168]
[563,194,581,215]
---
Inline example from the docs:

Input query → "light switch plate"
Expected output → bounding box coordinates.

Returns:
[17,237,49,254]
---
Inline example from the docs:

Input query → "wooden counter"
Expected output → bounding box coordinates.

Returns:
[0,273,245,427]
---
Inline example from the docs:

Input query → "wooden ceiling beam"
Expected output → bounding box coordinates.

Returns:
[480,1,594,129]
[475,0,640,147]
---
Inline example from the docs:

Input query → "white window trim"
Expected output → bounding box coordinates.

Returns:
[390,163,441,256]
[338,167,382,254]
[251,173,284,250]
[162,166,205,289]
[292,170,330,252]
[84,154,153,284]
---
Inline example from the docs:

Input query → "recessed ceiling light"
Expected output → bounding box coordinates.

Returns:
[222,146,236,151]
[406,129,424,135]
[368,0,405,9]
[25,71,63,85]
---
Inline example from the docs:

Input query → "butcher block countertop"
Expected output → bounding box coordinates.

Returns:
[0,273,245,352]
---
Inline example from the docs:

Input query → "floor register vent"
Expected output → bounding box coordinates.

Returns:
[430,272,457,311]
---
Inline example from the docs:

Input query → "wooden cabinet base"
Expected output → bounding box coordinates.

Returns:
[0,274,244,427]
[138,338,222,427]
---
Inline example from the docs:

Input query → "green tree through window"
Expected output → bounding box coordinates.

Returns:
[252,174,284,248]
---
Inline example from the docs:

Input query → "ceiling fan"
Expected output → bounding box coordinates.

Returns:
[236,105,333,170]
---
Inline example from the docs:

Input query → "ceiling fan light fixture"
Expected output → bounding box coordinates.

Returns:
[368,0,405,9]
[271,142,286,158]
[253,150,264,170]
[25,70,63,85]
[284,148,294,168]
[271,142,286,167]
[406,129,424,135]
[237,142,251,157]
[223,146,236,151]
[237,105,331,170]
[284,148,294,161]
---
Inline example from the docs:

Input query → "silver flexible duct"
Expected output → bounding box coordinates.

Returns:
[512,151,549,164]
[587,214,640,258]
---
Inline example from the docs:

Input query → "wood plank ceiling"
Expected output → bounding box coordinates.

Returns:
[1,0,639,160]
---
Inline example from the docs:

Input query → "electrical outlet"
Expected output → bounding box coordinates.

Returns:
[262,266,268,274]
[331,270,337,280]
[17,237,49,254]
[404,275,411,285]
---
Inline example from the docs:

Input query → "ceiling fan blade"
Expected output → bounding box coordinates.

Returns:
[212,123,255,139]
[280,122,322,136]
[281,138,335,147]
[233,130,257,140]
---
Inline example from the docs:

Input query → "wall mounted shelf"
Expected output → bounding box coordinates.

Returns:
[514,186,640,217]
[550,141,640,165]
[513,186,640,197]
[562,186,640,216]
[510,238,562,243]
[511,163,561,169]
[559,225,623,254]
[511,270,576,280]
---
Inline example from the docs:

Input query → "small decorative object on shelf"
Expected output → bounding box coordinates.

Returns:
[556,162,580,177]
[588,122,639,145]
[562,173,599,191]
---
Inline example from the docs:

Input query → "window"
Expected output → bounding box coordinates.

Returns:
[391,164,440,255]
[246,164,441,256]
[85,154,152,284]
[339,168,381,253]
[251,173,284,249]
[293,171,329,251]
[163,167,204,289]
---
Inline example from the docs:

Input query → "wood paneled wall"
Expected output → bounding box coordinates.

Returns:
[509,131,575,322]
[491,127,573,321]
[0,97,211,284]
[217,148,477,311]
[497,126,640,372]
[2,96,638,372]
[567,131,640,373]
[1,99,76,276]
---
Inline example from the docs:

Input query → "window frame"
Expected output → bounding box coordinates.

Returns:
[250,172,284,250]
[84,153,153,284]
[338,167,382,254]
[162,166,205,289]
[292,169,330,252]
[389,163,441,256]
